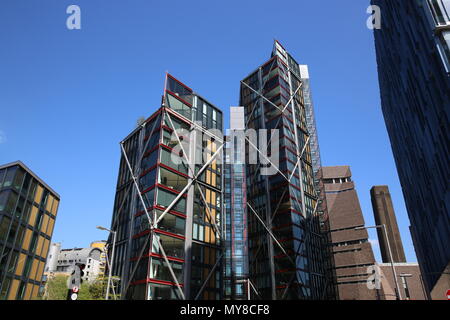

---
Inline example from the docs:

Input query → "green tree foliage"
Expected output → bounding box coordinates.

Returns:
[43,275,110,300]
[77,277,107,300]
[44,274,69,300]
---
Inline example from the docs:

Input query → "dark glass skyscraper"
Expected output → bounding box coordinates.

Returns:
[372,0,450,298]
[240,41,335,300]
[109,74,224,300]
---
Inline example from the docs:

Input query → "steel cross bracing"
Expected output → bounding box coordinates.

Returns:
[241,61,309,299]
[240,57,330,299]
[163,109,225,300]
[112,113,162,299]
[118,107,225,300]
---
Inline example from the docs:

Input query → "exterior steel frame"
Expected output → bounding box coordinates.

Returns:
[240,44,335,299]
[116,104,225,300]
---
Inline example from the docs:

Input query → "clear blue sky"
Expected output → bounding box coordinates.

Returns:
[0,0,417,262]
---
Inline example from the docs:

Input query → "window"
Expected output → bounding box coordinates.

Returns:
[438,31,450,71]
[160,149,188,175]
[156,210,185,235]
[140,168,157,191]
[149,257,183,283]
[0,277,11,300]
[127,283,146,300]
[149,283,182,300]
[16,281,26,300]
[166,75,193,105]
[22,256,33,278]
[428,0,450,25]
[166,93,191,119]
[0,216,11,242]
[0,169,5,187]
[157,189,186,213]
[12,169,25,191]
[158,167,188,192]
[0,191,9,212]
[6,220,19,245]
[2,167,17,188]
[162,130,179,149]
[152,233,184,258]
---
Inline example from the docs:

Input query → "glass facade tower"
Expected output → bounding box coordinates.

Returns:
[109,74,224,300]
[371,0,450,298]
[239,41,335,300]
[0,161,59,300]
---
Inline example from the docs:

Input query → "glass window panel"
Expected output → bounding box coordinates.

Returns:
[127,283,146,300]
[6,220,18,244]
[167,93,191,119]
[0,215,11,242]
[12,168,25,191]
[155,210,185,235]
[166,76,193,105]
[152,233,184,259]
[3,166,17,188]
[148,283,182,300]
[149,257,183,283]
[140,169,157,191]
[160,149,188,175]
[158,167,188,192]
[156,189,186,213]
[0,169,5,186]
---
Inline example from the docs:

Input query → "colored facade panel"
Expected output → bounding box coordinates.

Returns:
[109,74,224,300]
[239,41,335,300]
[371,0,450,296]
[0,161,60,300]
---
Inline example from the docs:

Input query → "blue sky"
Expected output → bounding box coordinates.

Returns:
[0,0,417,262]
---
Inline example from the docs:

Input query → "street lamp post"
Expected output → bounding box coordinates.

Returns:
[97,226,117,301]
[355,224,402,300]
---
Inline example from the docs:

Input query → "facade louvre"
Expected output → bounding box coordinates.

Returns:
[109,74,224,300]
[371,0,450,298]
[0,161,59,300]
[239,41,336,300]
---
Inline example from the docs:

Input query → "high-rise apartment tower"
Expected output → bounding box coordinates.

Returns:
[371,0,450,298]
[109,74,224,300]
[239,41,335,300]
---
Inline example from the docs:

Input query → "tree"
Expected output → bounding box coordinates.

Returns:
[77,277,107,300]
[42,274,119,300]
[44,274,69,300]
